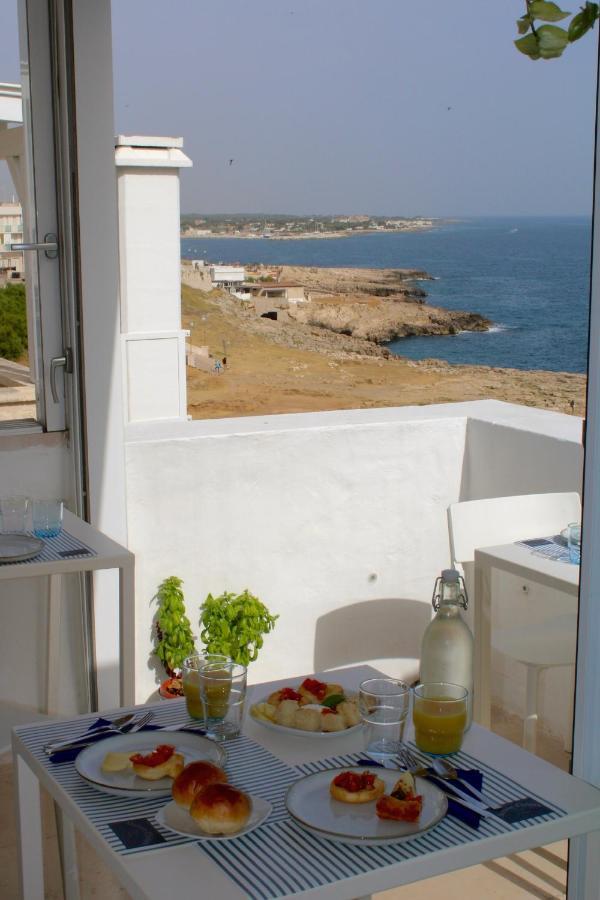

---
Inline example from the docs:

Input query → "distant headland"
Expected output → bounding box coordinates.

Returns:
[180,213,439,240]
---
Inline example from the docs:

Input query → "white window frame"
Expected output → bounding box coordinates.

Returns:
[0,0,68,433]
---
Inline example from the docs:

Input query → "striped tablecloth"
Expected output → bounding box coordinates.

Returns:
[15,707,566,900]
[0,529,96,565]
[200,745,566,900]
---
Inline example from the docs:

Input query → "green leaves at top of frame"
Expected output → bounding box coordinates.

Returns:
[529,1,570,21]
[569,2,600,40]
[515,1,598,58]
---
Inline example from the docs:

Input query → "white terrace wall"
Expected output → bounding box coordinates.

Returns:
[125,405,468,701]
[125,400,583,747]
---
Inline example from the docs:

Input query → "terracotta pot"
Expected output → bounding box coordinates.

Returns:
[159,677,184,699]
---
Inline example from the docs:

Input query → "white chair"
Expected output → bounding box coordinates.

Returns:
[448,492,580,754]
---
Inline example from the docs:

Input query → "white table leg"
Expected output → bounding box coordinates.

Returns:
[474,558,492,727]
[14,754,44,900]
[119,562,136,706]
[567,830,600,899]
[46,574,63,716]
[55,804,81,900]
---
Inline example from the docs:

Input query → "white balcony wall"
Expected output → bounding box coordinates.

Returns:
[125,401,582,746]
[125,405,469,700]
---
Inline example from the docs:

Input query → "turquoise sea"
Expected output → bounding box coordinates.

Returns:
[181,217,592,374]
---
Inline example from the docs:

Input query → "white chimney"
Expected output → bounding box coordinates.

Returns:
[115,135,192,422]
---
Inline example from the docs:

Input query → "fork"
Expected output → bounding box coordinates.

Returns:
[44,710,154,754]
[401,747,495,808]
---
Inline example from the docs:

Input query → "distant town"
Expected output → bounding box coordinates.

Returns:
[180,213,437,240]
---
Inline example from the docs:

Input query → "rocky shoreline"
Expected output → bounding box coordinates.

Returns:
[245,263,491,346]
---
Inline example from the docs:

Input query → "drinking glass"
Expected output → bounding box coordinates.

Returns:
[32,499,63,538]
[567,522,581,565]
[412,682,468,756]
[199,659,247,741]
[359,677,410,762]
[182,653,230,719]
[0,495,30,533]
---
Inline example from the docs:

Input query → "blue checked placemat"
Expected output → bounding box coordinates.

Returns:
[516,534,574,564]
[0,529,96,565]
[199,745,566,900]
[14,701,297,855]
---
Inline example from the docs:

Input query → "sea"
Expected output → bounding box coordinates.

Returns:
[181,216,592,374]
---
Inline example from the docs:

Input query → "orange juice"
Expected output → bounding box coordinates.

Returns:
[183,670,231,719]
[413,696,467,754]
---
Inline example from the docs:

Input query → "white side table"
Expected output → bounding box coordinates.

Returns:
[0,509,135,725]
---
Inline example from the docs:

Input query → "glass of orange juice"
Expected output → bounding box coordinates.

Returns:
[412,682,468,755]
[182,653,230,719]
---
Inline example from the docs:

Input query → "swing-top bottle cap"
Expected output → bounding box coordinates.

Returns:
[441,569,460,583]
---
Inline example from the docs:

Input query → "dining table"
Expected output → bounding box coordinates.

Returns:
[12,664,600,900]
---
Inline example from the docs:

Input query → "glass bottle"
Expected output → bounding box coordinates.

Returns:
[419,569,474,727]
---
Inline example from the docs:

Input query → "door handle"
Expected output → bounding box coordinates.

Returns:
[50,348,72,403]
[10,232,58,259]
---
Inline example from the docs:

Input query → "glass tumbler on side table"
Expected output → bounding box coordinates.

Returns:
[32,499,63,538]
[183,655,247,741]
[567,523,581,565]
[359,677,410,762]
[0,495,30,533]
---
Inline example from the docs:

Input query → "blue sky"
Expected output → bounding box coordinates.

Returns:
[2,1,599,216]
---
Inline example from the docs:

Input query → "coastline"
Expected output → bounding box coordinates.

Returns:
[180,222,442,241]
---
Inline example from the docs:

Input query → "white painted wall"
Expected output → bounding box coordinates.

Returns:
[125,401,583,747]
[125,405,468,700]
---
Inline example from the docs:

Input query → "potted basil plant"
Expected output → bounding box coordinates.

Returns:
[200,589,278,666]
[154,576,196,697]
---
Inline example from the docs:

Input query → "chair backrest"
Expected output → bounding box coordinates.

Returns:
[448,492,581,566]
[448,492,581,621]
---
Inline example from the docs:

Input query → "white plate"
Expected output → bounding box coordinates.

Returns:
[156,795,271,840]
[75,732,227,798]
[250,696,362,739]
[286,766,447,845]
[0,534,44,563]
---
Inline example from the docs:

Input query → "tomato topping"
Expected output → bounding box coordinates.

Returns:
[333,771,376,792]
[321,708,336,715]
[279,687,302,702]
[301,677,327,700]
[130,744,175,768]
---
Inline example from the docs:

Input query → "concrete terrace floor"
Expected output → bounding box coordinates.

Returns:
[0,707,570,899]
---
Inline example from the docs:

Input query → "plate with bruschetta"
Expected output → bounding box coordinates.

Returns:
[285,766,447,844]
[250,677,362,738]
[75,732,227,798]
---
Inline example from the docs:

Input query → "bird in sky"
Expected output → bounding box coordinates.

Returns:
[229,158,234,166]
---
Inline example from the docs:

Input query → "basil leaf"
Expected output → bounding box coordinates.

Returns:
[321,693,346,709]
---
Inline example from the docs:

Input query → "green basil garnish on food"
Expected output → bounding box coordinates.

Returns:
[321,693,346,709]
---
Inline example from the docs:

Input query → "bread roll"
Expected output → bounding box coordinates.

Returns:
[294,707,321,732]
[337,699,360,727]
[275,699,299,727]
[321,711,345,732]
[171,761,228,808]
[190,783,252,835]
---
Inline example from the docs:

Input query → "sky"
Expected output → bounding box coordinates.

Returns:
[2,1,599,216]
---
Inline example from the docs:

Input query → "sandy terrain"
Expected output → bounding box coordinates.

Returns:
[182,285,586,421]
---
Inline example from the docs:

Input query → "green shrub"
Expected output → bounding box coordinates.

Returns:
[0,283,28,360]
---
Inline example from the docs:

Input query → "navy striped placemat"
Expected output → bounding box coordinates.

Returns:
[0,529,96,565]
[198,745,566,900]
[14,701,297,855]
